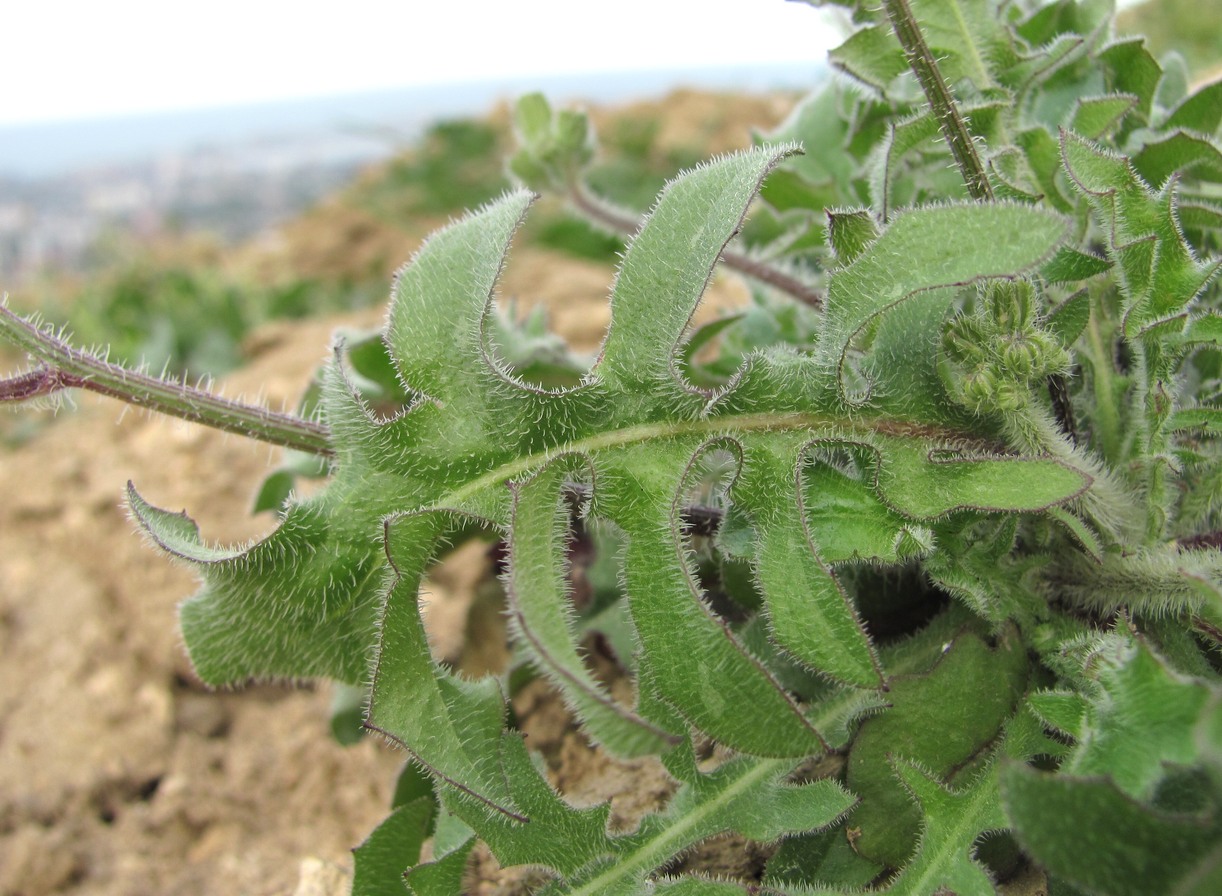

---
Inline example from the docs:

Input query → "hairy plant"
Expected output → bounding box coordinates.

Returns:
[3,1,1221,893]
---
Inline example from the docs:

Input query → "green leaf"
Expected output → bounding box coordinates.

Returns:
[830,24,909,93]
[737,440,883,688]
[679,313,745,389]
[827,209,879,265]
[829,0,1013,95]
[769,760,1010,896]
[872,100,1009,217]
[761,81,863,211]
[845,631,1028,868]
[1027,689,1089,740]
[403,838,474,896]
[352,797,436,896]
[765,826,883,891]
[1017,126,1075,212]
[818,202,1067,409]
[1046,288,1094,345]
[128,482,385,684]
[1132,130,1222,187]
[1060,129,1222,336]
[1171,407,1222,434]
[1004,633,1222,895]
[505,456,679,756]
[509,94,594,192]
[1069,94,1138,139]
[925,515,1044,626]
[1165,79,1222,134]
[386,191,532,420]
[1186,313,1222,346]
[1098,39,1163,122]
[1062,636,1213,801]
[596,146,798,399]
[1002,764,1222,896]
[515,92,553,145]
[799,443,928,564]
[1043,247,1112,285]
[608,439,828,755]
[443,735,855,894]
[367,511,521,820]
[119,141,1098,889]
[880,760,1008,896]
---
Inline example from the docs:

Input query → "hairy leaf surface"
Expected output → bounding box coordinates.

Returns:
[127,143,1095,889]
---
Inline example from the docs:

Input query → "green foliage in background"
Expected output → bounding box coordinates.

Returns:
[359,119,510,220]
[1119,0,1222,77]
[37,265,375,377]
[2,0,1222,893]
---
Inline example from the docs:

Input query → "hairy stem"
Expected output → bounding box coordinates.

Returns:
[1181,530,1222,551]
[882,0,994,202]
[569,183,825,309]
[1084,295,1125,466]
[0,304,334,458]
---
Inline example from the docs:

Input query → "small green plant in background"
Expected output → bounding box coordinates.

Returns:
[3,0,1222,893]
[6,255,386,387]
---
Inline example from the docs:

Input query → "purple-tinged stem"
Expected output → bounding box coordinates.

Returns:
[0,304,334,458]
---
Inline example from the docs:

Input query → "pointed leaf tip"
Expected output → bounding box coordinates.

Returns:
[386,190,534,413]
[597,145,799,395]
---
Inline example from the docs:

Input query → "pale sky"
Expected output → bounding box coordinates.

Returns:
[0,1,839,126]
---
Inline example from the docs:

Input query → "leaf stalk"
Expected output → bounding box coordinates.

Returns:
[0,303,334,458]
[569,183,825,309]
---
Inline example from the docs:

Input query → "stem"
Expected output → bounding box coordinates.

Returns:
[1084,292,1124,466]
[0,304,334,458]
[881,0,994,202]
[1181,531,1222,551]
[569,183,825,309]
[1047,373,1078,445]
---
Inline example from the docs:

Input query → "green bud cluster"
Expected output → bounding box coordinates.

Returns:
[940,280,1070,413]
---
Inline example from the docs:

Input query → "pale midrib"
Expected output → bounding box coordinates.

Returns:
[567,756,789,896]
[899,765,998,893]
[547,594,936,892]
[441,410,978,508]
[947,0,991,88]
[562,626,984,892]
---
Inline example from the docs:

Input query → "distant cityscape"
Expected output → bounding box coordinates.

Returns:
[0,132,385,282]
[0,64,820,285]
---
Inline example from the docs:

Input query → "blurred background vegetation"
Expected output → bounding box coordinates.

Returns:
[1120,0,1222,78]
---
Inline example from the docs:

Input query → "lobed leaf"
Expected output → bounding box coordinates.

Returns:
[129,483,384,685]
[351,797,436,896]
[505,456,680,757]
[1004,633,1222,895]
[120,134,1105,892]
[1058,635,1214,801]
[440,735,854,894]
[367,511,521,820]
[1060,129,1222,336]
